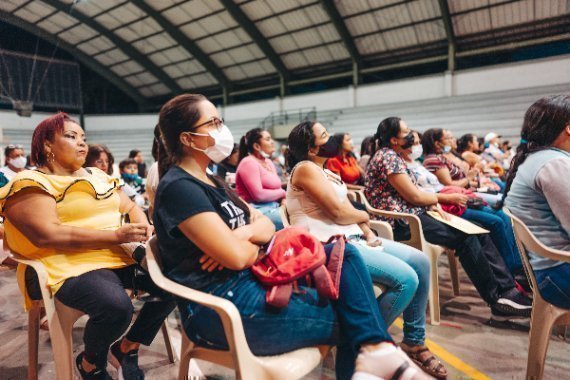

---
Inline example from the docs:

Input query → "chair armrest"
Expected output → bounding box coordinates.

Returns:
[145,237,252,356]
[11,252,53,300]
[358,194,426,251]
[504,208,570,263]
[369,220,394,240]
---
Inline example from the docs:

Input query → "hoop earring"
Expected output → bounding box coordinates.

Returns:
[46,152,55,164]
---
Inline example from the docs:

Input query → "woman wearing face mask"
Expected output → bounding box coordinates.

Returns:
[325,133,365,188]
[153,94,432,380]
[421,129,479,190]
[286,121,447,379]
[235,128,285,231]
[422,129,502,207]
[1,144,28,180]
[365,117,532,323]
[404,131,523,276]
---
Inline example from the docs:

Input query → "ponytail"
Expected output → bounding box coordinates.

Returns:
[497,95,570,209]
[238,127,264,164]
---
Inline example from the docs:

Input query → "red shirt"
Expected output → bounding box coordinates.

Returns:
[326,155,361,185]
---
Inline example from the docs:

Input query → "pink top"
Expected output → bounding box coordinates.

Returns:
[235,155,286,203]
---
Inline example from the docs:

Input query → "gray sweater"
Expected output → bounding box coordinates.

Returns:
[505,148,570,271]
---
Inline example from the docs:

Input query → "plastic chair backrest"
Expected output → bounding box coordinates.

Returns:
[279,205,291,227]
[504,208,570,298]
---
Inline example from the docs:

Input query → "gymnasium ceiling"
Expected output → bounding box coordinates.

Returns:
[1,0,568,107]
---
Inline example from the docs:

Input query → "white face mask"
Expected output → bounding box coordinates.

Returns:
[442,145,452,154]
[259,150,271,159]
[410,145,423,160]
[9,155,27,169]
[190,124,235,163]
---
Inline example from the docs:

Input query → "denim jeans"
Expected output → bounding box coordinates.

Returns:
[394,213,515,305]
[178,243,392,379]
[535,263,570,309]
[490,177,506,191]
[352,239,429,346]
[251,201,284,231]
[462,206,522,274]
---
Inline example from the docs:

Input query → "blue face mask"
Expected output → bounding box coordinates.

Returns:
[442,145,452,154]
[122,173,139,182]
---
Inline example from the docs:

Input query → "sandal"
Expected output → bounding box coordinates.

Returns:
[401,343,447,379]
[39,308,49,331]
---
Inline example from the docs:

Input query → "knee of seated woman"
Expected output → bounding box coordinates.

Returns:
[98,293,135,323]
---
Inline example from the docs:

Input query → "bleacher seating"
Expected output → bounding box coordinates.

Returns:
[1,83,566,164]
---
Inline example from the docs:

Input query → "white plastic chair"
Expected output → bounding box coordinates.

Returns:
[348,189,461,326]
[504,208,570,380]
[145,236,325,380]
[11,252,177,380]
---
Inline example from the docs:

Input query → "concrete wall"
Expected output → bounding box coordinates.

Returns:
[1,55,568,163]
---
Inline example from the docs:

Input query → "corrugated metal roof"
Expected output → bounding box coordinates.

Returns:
[1,0,567,102]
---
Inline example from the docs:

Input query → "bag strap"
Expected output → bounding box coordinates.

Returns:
[265,283,293,308]
[326,236,345,300]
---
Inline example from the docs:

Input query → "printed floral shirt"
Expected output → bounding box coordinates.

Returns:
[364,148,426,227]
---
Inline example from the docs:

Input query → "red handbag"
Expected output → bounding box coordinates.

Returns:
[251,227,345,308]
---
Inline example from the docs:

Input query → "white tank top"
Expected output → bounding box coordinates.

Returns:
[286,161,362,242]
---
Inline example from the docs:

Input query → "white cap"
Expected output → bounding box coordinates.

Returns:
[484,132,499,143]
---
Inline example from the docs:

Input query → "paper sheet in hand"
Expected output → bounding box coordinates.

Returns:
[427,211,490,234]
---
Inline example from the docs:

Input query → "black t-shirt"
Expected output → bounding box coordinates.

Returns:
[153,166,250,289]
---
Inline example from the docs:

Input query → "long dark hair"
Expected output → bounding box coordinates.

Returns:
[158,94,250,217]
[421,128,445,155]
[238,127,265,163]
[499,95,570,208]
[287,120,317,171]
[360,135,375,157]
[332,133,347,157]
[370,117,401,160]
[457,133,476,154]
[85,144,114,175]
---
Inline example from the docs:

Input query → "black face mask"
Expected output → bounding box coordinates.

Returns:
[317,137,339,158]
[400,133,414,150]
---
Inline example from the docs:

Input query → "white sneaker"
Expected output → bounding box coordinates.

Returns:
[352,345,433,380]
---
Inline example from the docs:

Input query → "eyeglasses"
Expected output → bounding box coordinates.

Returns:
[191,117,224,132]
[6,144,23,149]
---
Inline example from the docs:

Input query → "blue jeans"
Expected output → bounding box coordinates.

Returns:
[353,239,429,346]
[535,263,570,309]
[252,201,284,231]
[490,177,506,191]
[178,243,392,379]
[462,206,522,274]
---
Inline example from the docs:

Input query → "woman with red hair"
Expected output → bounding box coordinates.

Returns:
[0,112,174,380]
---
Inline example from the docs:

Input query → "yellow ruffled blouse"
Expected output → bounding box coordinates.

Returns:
[0,167,134,307]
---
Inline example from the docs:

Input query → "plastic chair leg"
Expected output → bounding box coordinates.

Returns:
[428,250,441,326]
[161,320,177,363]
[177,333,193,380]
[526,305,557,380]
[28,305,41,380]
[447,250,461,296]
